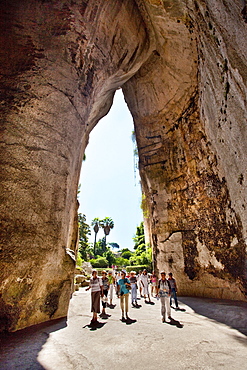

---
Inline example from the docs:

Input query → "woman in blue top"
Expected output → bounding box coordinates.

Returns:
[117,271,131,321]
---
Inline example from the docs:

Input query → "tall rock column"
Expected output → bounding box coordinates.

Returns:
[0,0,153,332]
[123,0,247,300]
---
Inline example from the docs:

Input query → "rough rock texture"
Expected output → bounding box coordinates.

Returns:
[124,0,247,300]
[0,0,246,331]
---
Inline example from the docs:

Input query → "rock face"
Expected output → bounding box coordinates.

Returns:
[0,0,246,331]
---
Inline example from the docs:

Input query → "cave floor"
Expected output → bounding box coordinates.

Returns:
[0,288,246,370]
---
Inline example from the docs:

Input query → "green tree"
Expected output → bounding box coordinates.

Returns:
[120,248,133,259]
[100,217,114,245]
[135,243,146,256]
[91,217,101,256]
[133,221,145,250]
[94,237,107,256]
[104,249,116,267]
[129,221,152,268]
[78,213,91,261]
[108,242,120,250]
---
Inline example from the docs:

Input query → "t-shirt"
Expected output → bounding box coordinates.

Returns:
[168,277,176,289]
[89,277,102,292]
[151,274,157,283]
[117,278,131,295]
[141,274,149,286]
[102,277,109,290]
[158,279,171,293]
[129,276,137,284]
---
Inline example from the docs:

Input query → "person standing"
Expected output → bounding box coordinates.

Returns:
[150,271,158,297]
[86,270,103,324]
[101,271,109,316]
[137,270,143,297]
[140,269,151,303]
[129,271,138,307]
[157,271,171,323]
[168,272,179,310]
[117,271,131,321]
[107,270,115,306]
[115,271,121,295]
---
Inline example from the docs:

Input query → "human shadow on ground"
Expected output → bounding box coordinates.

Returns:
[107,304,116,309]
[179,297,247,336]
[120,317,137,325]
[0,317,67,370]
[171,306,186,312]
[166,318,184,328]
[83,321,106,331]
[99,313,111,319]
[132,303,142,309]
[145,300,155,305]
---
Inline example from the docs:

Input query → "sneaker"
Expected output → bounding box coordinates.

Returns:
[168,316,172,320]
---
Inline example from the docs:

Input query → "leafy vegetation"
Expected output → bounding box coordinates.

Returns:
[78,213,92,261]
[77,215,152,270]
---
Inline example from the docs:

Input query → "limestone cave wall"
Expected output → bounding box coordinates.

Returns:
[123,0,247,300]
[0,0,246,332]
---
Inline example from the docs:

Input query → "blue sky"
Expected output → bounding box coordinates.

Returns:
[78,89,143,250]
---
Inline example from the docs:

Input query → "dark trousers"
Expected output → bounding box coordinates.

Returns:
[102,289,108,308]
[170,288,178,308]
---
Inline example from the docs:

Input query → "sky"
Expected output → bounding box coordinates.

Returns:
[78,89,143,250]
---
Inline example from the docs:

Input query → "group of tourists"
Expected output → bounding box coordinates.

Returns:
[86,268,179,325]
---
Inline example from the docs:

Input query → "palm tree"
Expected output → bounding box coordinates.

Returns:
[91,218,101,256]
[100,217,114,247]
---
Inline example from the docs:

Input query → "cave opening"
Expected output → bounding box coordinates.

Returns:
[78,89,143,250]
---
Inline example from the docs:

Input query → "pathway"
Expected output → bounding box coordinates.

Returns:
[0,288,246,369]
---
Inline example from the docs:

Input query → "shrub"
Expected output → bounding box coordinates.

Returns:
[76,254,83,267]
[90,257,108,268]
[115,257,129,267]
[121,250,133,259]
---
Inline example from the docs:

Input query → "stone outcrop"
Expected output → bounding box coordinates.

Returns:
[0,0,246,331]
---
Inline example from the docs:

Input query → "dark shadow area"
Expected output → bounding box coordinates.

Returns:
[125,318,137,325]
[171,306,186,312]
[167,318,184,328]
[83,321,106,331]
[99,313,111,319]
[120,317,137,325]
[132,303,142,308]
[107,304,116,309]
[0,317,67,370]
[179,297,247,336]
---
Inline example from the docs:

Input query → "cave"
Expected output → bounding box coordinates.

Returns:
[0,0,246,332]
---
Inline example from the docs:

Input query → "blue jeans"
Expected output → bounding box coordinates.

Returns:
[170,288,178,308]
[131,283,137,303]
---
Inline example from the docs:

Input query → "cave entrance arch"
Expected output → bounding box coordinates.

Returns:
[78,89,143,250]
[1,0,246,332]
